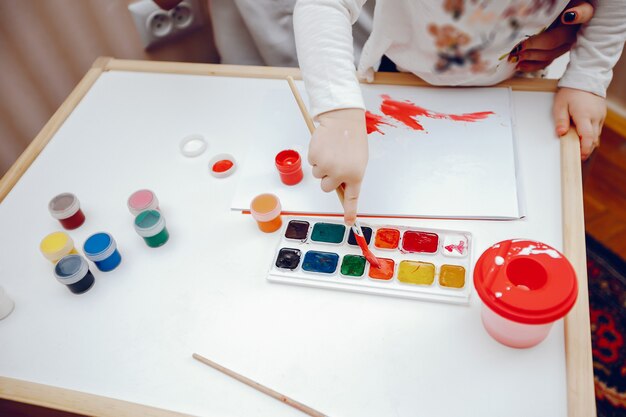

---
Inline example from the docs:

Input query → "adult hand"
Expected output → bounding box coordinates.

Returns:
[308,109,368,226]
[509,1,594,72]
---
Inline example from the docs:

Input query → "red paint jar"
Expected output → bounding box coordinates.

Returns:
[275,150,303,186]
[48,193,85,230]
[473,240,578,348]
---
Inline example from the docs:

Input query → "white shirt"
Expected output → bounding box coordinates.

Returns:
[208,0,375,67]
[294,0,626,118]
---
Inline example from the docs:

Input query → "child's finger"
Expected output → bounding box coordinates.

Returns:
[573,117,595,160]
[320,176,342,193]
[552,96,570,136]
[342,182,362,226]
[311,164,325,179]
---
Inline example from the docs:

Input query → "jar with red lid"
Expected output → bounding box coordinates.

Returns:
[473,239,578,348]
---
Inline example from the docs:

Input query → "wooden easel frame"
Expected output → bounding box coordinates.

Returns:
[0,57,595,417]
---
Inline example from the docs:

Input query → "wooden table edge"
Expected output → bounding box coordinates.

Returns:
[0,376,193,417]
[0,57,594,417]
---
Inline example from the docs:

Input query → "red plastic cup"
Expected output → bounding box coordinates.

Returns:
[474,240,578,348]
[275,150,303,186]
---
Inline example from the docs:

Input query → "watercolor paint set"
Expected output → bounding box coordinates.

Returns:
[268,217,473,304]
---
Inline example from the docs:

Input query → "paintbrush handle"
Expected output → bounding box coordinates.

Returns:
[287,76,316,134]
[193,353,328,417]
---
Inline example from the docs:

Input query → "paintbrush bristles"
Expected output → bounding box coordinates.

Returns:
[192,353,328,417]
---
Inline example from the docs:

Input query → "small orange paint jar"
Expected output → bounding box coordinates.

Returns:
[250,193,282,233]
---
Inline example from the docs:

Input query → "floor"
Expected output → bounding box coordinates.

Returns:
[2,127,625,416]
[584,127,626,260]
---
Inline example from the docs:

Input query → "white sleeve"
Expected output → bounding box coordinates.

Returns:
[294,0,368,118]
[558,0,626,97]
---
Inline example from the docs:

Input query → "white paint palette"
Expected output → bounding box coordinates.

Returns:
[268,217,473,304]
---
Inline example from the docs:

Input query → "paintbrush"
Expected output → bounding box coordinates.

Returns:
[193,353,328,417]
[286,76,381,269]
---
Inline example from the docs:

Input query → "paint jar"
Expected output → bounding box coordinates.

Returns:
[54,255,95,294]
[0,286,15,320]
[473,239,578,348]
[209,153,237,178]
[48,193,85,230]
[127,189,159,216]
[134,209,170,247]
[275,150,303,186]
[250,193,282,233]
[83,232,122,272]
[40,231,78,263]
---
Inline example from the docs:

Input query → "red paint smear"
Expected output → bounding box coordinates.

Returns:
[365,111,391,134]
[368,258,395,280]
[402,231,439,253]
[445,240,466,254]
[448,111,495,122]
[354,233,381,268]
[380,96,425,131]
[213,160,234,173]
[379,95,494,131]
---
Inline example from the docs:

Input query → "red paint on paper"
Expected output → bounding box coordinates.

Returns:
[378,95,494,132]
[448,111,495,122]
[365,111,391,134]
[380,96,425,131]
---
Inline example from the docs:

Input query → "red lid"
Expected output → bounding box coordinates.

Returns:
[275,150,302,174]
[473,240,578,325]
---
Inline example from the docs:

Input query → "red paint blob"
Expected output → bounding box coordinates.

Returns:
[379,94,494,132]
[59,209,86,230]
[213,160,234,173]
[368,258,395,280]
[374,228,401,249]
[365,111,391,134]
[402,231,439,253]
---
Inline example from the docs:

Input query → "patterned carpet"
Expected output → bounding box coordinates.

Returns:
[587,235,626,416]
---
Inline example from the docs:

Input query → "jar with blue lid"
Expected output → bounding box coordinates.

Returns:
[83,232,122,272]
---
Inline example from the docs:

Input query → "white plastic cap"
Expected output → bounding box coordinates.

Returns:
[54,255,90,285]
[48,193,80,220]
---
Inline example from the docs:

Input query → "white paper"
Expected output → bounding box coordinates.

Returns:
[232,82,521,219]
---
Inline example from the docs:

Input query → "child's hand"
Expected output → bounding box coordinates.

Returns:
[553,87,606,160]
[308,108,368,225]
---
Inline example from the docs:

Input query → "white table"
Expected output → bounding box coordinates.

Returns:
[0,59,593,417]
